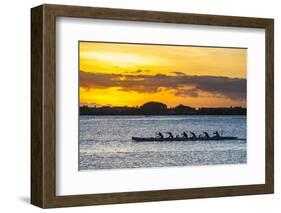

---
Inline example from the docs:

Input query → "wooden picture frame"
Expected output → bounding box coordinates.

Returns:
[31,4,274,208]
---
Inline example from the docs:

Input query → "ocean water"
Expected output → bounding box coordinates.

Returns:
[79,115,246,170]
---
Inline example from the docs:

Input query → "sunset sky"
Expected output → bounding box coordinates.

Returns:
[79,42,247,108]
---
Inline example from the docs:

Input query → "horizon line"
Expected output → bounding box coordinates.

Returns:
[79,104,247,109]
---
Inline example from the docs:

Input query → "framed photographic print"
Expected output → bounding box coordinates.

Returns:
[31,4,274,208]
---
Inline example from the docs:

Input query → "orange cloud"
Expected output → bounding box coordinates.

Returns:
[79,42,247,108]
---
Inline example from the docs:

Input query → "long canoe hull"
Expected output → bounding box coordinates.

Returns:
[132,136,238,142]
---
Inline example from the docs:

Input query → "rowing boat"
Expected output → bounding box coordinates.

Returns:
[132,136,239,142]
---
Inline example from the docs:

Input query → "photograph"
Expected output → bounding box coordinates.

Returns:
[79,41,247,170]
[30,4,274,208]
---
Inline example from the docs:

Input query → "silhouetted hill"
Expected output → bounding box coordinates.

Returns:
[80,102,246,116]
[140,102,167,114]
[172,104,196,115]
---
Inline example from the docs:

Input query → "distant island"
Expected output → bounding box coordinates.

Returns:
[80,101,246,116]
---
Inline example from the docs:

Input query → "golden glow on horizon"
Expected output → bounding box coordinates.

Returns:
[79,42,247,108]
[80,87,246,108]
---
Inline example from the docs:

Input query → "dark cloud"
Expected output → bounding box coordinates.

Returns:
[172,71,186,76]
[80,71,246,101]
[175,87,199,98]
[124,69,151,74]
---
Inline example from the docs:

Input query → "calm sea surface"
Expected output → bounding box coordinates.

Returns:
[79,115,246,170]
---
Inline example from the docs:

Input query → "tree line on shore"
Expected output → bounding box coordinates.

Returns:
[80,101,246,115]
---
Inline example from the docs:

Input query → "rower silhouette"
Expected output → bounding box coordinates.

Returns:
[213,131,220,137]
[166,132,174,139]
[189,131,197,139]
[156,132,164,139]
[203,132,210,138]
[182,132,188,138]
